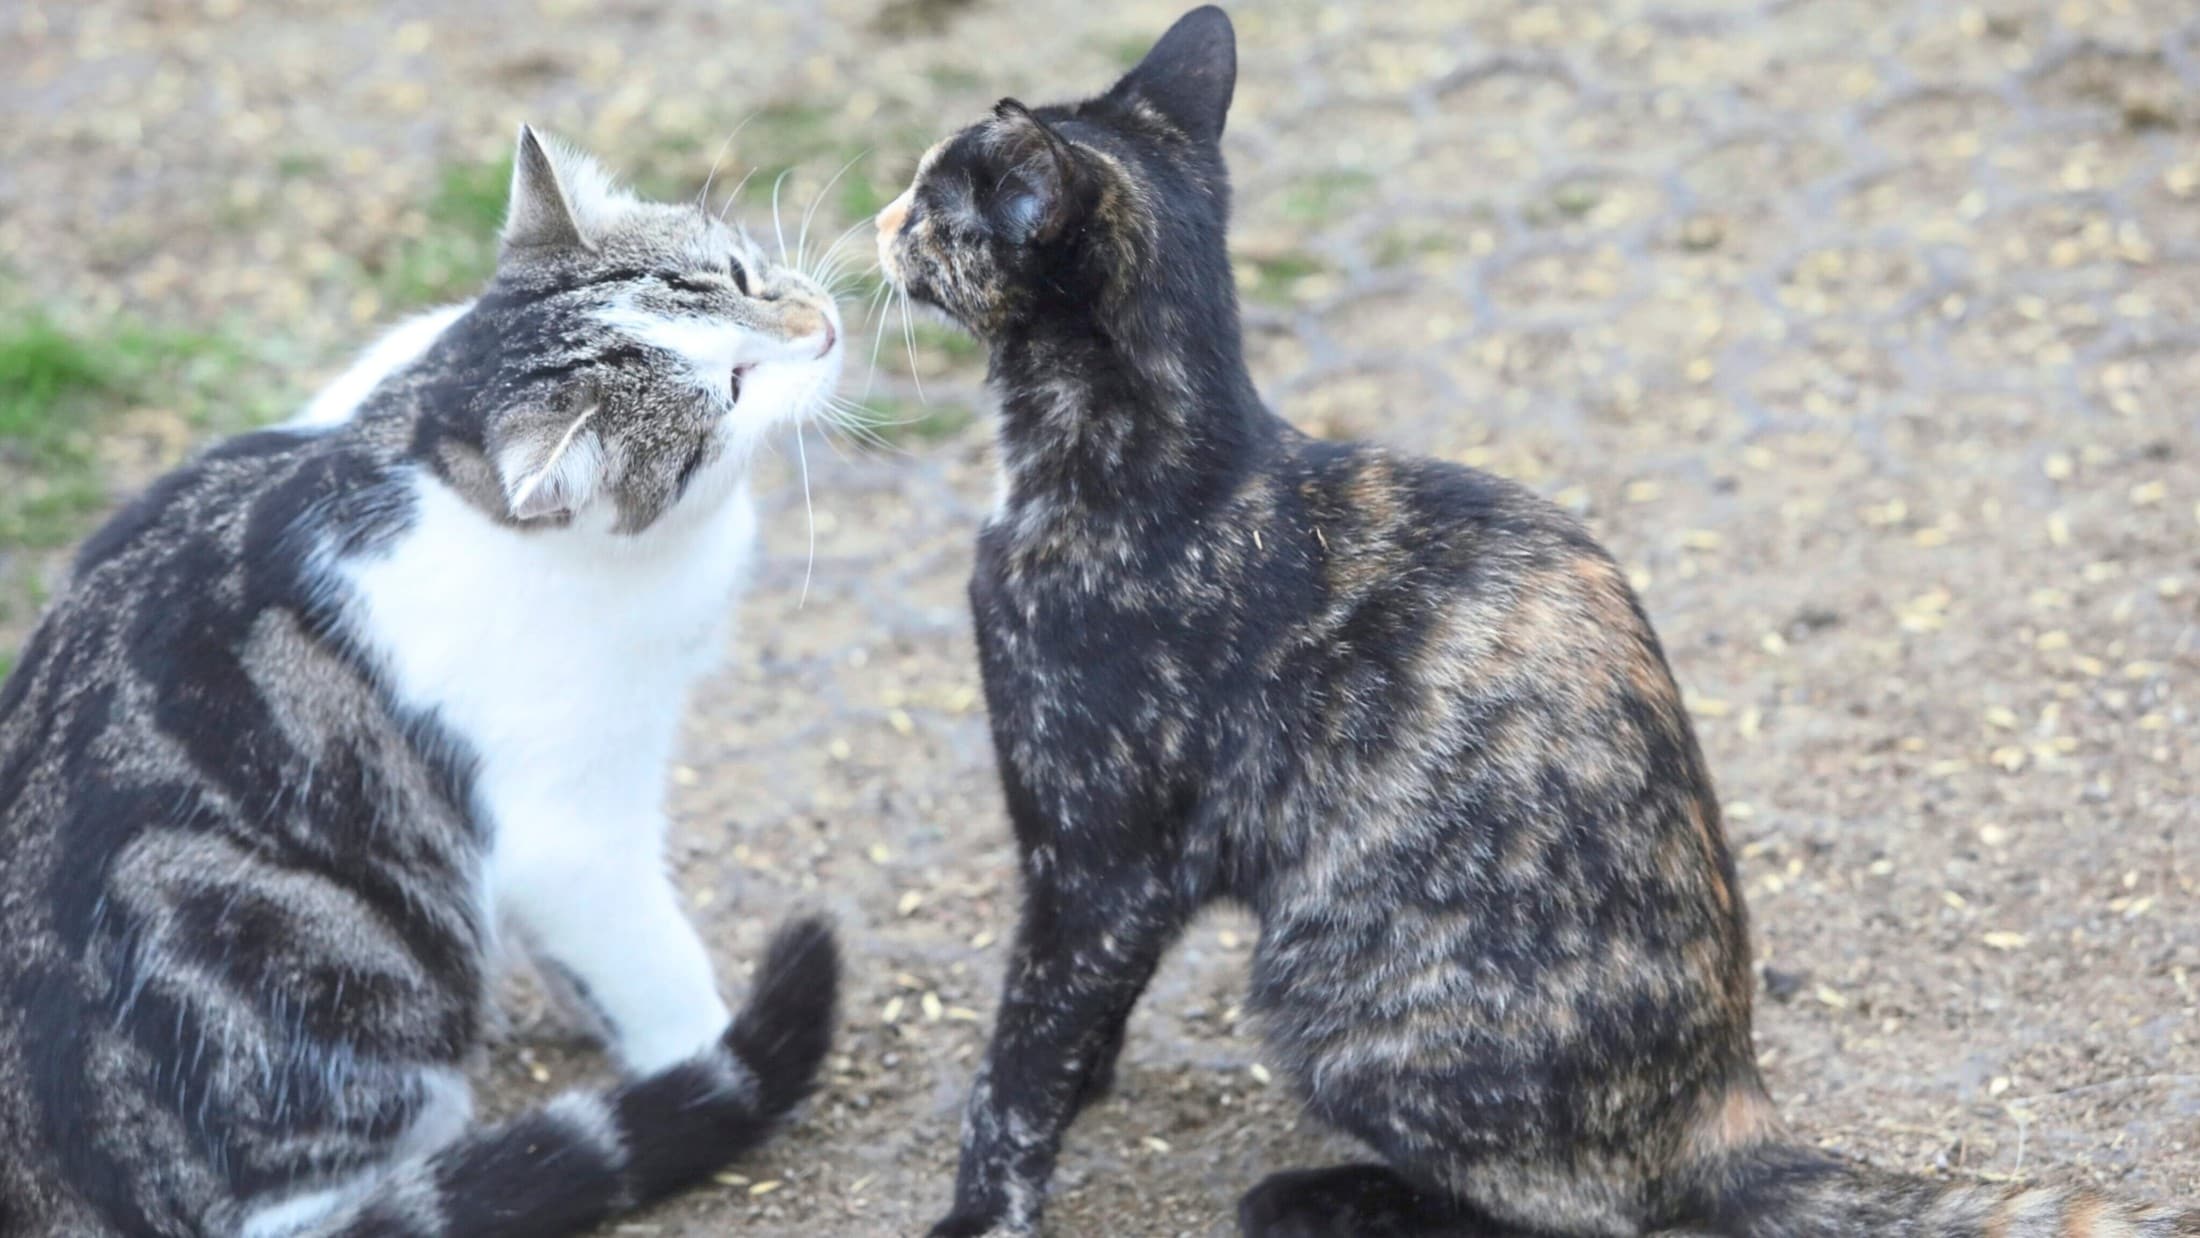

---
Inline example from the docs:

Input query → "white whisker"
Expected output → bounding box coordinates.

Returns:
[696,112,756,216]
[899,286,928,405]
[794,425,816,608]
[819,403,910,457]
[809,218,874,288]
[798,152,868,271]
[828,398,925,430]
[771,169,793,266]
[861,281,894,403]
[717,167,761,223]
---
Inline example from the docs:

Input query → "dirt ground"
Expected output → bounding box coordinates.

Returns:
[3,0,2197,1234]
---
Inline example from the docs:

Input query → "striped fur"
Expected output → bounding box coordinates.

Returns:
[312,919,836,1238]
[0,128,842,1236]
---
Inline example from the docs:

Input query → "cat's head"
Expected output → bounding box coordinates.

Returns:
[420,126,842,536]
[874,6,1238,340]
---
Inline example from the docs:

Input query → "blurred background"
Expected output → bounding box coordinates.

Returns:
[2,0,2195,1233]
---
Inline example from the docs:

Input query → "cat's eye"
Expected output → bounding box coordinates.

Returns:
[726,257,751,295]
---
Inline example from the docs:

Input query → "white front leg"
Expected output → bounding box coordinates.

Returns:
[333,468,763,1080]
[496,826,730,1075]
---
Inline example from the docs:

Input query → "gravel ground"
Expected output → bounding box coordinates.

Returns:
[3,0,2197,1235]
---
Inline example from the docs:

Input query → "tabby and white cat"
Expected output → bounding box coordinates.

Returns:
[0,127,841,1237]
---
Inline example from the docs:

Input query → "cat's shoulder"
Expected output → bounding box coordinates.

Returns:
[71,422,403,593]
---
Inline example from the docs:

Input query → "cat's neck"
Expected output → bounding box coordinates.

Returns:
[351,342,752,559]
[987,308,1267,526]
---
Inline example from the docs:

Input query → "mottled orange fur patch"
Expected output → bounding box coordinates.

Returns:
[1567,556,1678,711]
[1682,1079,1781,1165]
[1683,796,1734,915]
[874,189,913,243]
[2062,1193,2103,1237]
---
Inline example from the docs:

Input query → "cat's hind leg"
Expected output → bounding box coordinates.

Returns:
[1238,1165,1511,1238]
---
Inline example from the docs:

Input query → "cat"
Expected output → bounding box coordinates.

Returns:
[0,126,843,1238]
[876,9,2197,1237]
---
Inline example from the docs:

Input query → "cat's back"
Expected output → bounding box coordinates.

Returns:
[0,417,441,962]
[1271,436,1643,665]
[0,423,392,779]
[1289,435,1597,570]
[0,422,476,1234]
[1,424,352,798]
[1266,434,1702,812]
[0,419,408,974]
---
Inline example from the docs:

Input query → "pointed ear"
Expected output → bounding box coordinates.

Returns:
[504,124,587,252]
[988,100,1073,244]
[1109,6,1237,144]
[493,400,606,523]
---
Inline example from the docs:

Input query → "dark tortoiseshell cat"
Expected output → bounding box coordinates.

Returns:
[878,9,2197,1237]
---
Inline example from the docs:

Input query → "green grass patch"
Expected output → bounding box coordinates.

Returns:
[839,168,896,224]
[1238,253,1327,304]
[1372,228,1457,268]
[924,65,984,93]
[749,103,839,165]
[0,312,138,548]
[428,156,515,235]
[0,297,288,673]
[1100,32,1155,68]
[911,321,981,363]
[1521,179,1613,229]
[1281,169,1377,225]
[276,150,329,179]
[0,305,257,550]
[859,314,985,385]
[705,104,874,241]
[625,127,716,203]
[368,155,512,309]
[851,397,975,448]
[0,315,117,447]
[1550,180,1604,218]
[872,0,978,36]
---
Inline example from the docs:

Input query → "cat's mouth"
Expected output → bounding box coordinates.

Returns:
[724,311,840,406]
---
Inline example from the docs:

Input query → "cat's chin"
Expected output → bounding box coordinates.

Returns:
[725,355,842,445]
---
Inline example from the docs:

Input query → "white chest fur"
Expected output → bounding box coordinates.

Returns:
[340,474,754,838]
[333,471,755,1071]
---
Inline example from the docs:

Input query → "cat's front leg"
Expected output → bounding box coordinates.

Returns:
[931,865,1182,1236]
[495,827,731,1075]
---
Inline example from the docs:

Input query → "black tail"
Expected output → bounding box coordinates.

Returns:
[318,915,838,1238]
[1693,1141,2199,1237]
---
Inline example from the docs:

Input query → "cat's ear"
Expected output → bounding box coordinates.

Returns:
[492,398,607,523]
[1109,5,1237,144]
[988,100,1074,245]
[504,124,595,252]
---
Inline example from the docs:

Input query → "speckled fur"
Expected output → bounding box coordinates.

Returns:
[0,129,839,1237]
[881,10,2198,1237]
